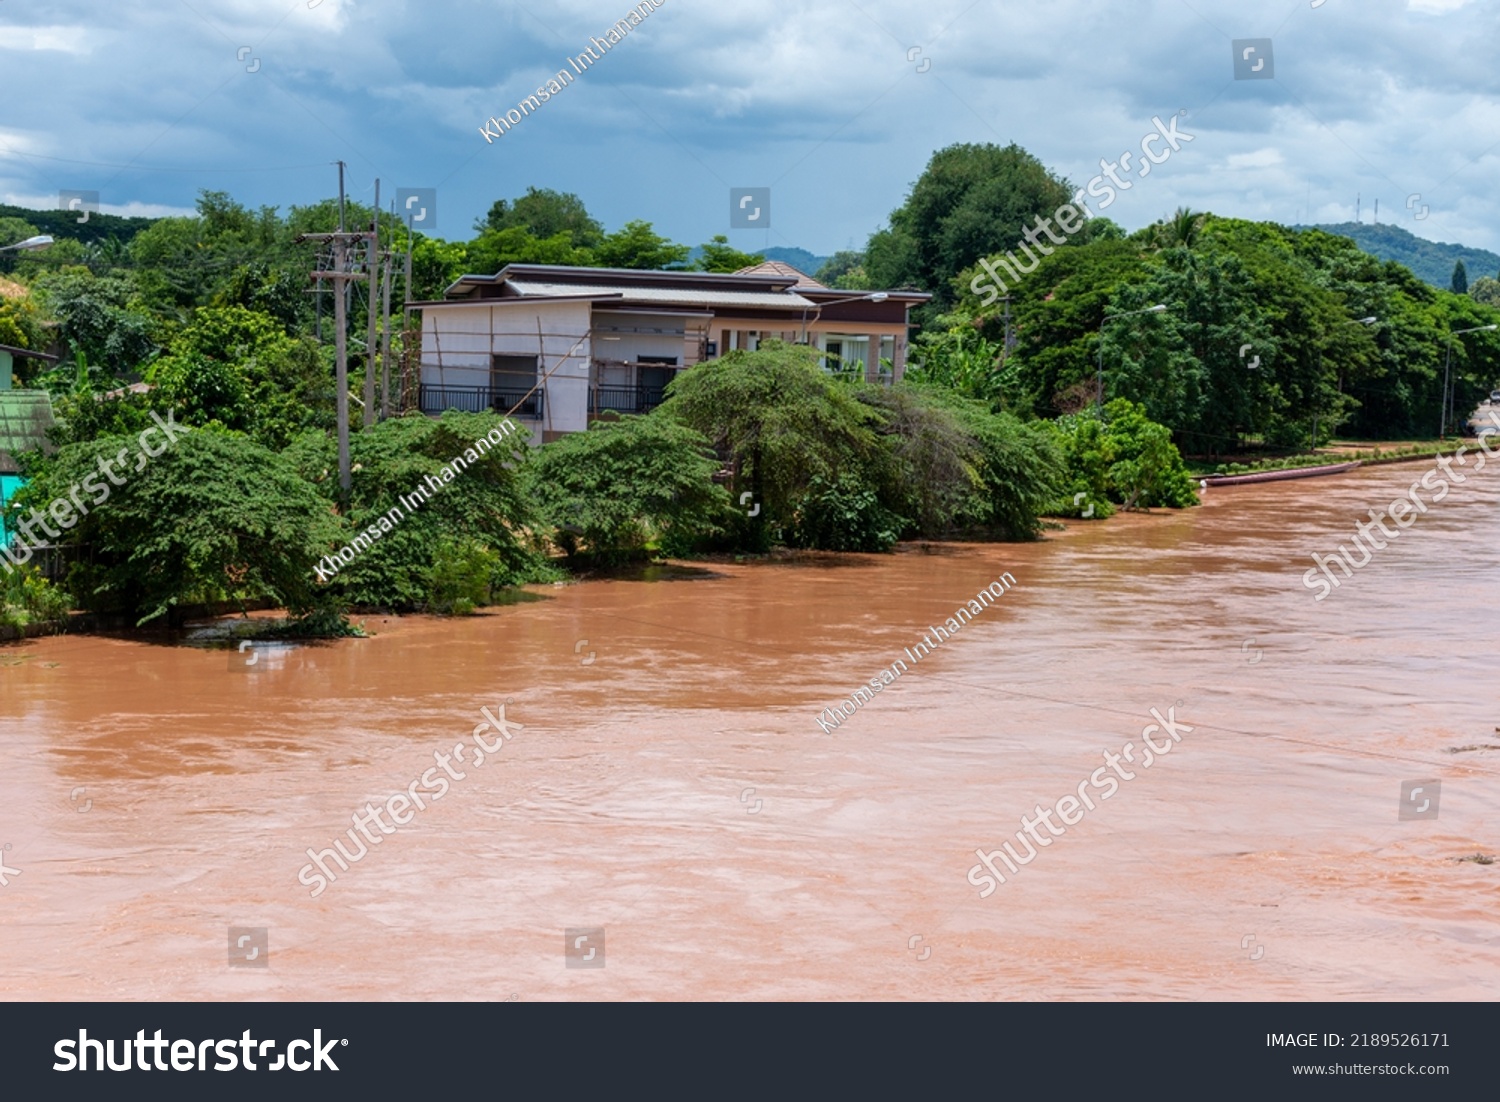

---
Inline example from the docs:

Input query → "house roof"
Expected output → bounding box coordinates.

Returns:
[0,344,59,363]
[446,264,806,298]
[438,262,929,314]
[0,390,56,474]
[505,279,817,312]
[734,261,828,289]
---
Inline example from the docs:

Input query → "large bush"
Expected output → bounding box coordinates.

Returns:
[663,342,890,551]
[1045,399,1198,514]
[1,562,71,630]
[10,427,341,625]
[525,413,731,564]
[286,411,555,610]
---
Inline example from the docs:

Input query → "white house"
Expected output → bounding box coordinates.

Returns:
[412,263,930,443]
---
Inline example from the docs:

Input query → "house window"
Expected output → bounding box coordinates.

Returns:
[823,334,869,375]
[490,354,540,415]
[491,354,537,393]
[879,336,896,379]
[637,357,677,410]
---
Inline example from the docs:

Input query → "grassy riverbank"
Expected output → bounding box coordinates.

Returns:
[1188,436,1481,478]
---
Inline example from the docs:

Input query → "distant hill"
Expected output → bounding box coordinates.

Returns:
[683,244,829,276]
[760,247,828,278]
[1306,221,1500,290]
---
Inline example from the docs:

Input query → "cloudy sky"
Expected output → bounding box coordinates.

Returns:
[2,0,1497,260]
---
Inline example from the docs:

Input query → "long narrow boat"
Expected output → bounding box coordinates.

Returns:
[1200,459,1362,487]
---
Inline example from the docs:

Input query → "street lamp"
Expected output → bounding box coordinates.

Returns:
[0,235,54,254]
[1441,323,1498,438]
[1096,303,1168,411]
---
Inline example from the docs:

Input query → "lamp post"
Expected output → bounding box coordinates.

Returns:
[800,291,889,345]
[0,235,54,254]
[1096,303,1167,412]
[1441,323,1498,438]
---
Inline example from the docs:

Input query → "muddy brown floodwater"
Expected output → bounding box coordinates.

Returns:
[2,460,1498,1001]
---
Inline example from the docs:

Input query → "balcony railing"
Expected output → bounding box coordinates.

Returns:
[590,385,668,416]
[417,385,543,419]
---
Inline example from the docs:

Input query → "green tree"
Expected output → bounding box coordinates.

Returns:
[956,236,1153,418]
[0,216,40,275]
[464,227,593,276]
[592,220,690,270]
[693,236,764,274]
[1452,260,1468,294]
[1469,275,1500,308]
[32,269,160,376]
[1097,399,1198,508]
[815,251,868,289]
[476,187,604,249]
[662,342,889,550]
[0,292,48,363]
[1150,207,1206,250]
[408,235,470,303]
[145,306,332,449]
[425,537,503,615]
[13,237,90,280]
[213,261,306,333]
[127,217,212,314]
[866,142,1077,312]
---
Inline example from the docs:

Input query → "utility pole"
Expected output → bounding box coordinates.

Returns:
[336,162,351,338]
[363,179,380,427]
[301,231,370,506]
[381,200,395,420]
[404,211,415,328]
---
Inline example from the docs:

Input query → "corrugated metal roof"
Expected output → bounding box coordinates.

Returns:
[505,280,816,311]
[735,261,827,289]
[0,391,56,474]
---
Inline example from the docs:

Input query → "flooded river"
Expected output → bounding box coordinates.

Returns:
[3,459,1497,1000]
